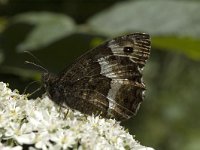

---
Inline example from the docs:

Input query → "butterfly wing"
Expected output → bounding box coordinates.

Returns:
[58,33,151,120]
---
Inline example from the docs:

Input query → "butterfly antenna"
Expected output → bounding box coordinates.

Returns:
[25,61,48,73]
[24,51,48,73]
[26,86,43,98]
[24,51,44,66]
[23,80,40,95]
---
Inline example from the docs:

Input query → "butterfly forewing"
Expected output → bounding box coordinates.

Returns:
[43,33,151,121]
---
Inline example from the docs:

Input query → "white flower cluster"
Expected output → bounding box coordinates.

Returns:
[0,82,154,150]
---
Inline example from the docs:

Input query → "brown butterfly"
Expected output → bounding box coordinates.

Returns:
[40,33,151,121]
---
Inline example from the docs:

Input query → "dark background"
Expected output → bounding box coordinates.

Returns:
[0,0,200,150]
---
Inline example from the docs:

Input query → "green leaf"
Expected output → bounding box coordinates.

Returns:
[152,36,200,60]
[0,49,4,64]
[12,12,76,51]
[88,1,200,60]
[88,1,200,37]
[0,17,7,33]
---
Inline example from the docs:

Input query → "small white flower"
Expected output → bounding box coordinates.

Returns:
[0,142,22,150]
[50,129,77,149]
[15,132,36,145]
[0,110,9,128]
[0,82,154,150]
[5,122,32,140]
[34,132,51,150]
[1,146,22,150]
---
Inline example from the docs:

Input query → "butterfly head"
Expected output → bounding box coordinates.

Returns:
[42,72,55,89]
[42,72,57,90]
[41,72,64,102]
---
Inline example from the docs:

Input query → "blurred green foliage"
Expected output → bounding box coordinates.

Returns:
[0,0,200,150]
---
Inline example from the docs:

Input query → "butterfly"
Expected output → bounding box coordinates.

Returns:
[41,33,151,121]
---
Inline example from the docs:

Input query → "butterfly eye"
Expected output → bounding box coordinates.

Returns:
[123,47,134,53]
[135,37,141,40]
